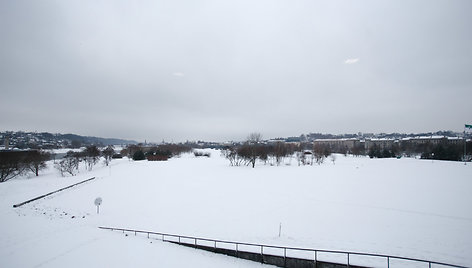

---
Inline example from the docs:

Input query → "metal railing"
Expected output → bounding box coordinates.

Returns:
[99,226,470,268]
[13,177,96,208]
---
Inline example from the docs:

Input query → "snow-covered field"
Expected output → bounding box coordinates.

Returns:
[1,150,471,267]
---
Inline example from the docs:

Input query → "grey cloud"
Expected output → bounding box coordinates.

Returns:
[1,0,471,142]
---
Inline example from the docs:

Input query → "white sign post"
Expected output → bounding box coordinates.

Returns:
[94,197,102,214]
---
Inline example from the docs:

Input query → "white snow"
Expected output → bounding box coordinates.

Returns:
[1,151,471,267]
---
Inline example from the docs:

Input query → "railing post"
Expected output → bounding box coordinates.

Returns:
[147,232,149,239]
[387,256,390,268]
[347,253,350,268]
[429,262,431,268]
[134,231,136,236]
[314,250,317,268]
[214,241,216,249]
[194,238,197,248]
[178,236,181,243]
[162,234,164,241]
[236,243,239,257]
[261,245,264,264]
[284,248,287,267]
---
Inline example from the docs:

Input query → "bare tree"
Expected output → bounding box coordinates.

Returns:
[247,133,262,144]
[235,144,253,166]
[0,151,25,182]
[24,150,50,176]
[84,145,101,170]
[0,150,51,182]
[272,142,288,166]
[246,132,262,168]
[55,154,79,176]
[102,145,115,166]
[222,146,246,166]
[62,150,82,171]
[313,143,326,165]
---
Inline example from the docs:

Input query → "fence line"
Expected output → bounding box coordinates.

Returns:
[99,226,470,268]
[13,177,96,208]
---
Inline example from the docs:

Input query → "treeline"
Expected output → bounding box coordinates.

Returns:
[0,145,119,182]
[0,150,50,182]
[223,142,296,167]
[366,140,471,161]
[419,141,471,161]
[54,145,117,176]
[222,142,336,168]
[120,144,192,161]
[222,133,336,168]
[222,133,471,167]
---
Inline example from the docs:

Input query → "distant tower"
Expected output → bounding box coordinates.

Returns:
[5,136,9,150]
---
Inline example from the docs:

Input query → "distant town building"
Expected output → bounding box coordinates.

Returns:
[4,136,9,150]
[312,136,464,153]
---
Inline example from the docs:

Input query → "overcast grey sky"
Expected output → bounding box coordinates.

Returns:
[1,0,471,142]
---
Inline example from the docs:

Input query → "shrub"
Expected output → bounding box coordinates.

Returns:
[112,154,123,159]
[132,150,145,161]
[194,151,211,157]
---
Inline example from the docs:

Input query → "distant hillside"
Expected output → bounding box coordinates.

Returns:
[59,133,138,146]
[0,131,137,149]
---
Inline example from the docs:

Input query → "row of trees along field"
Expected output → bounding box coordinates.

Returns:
[1,143,196,182]
[365,141,471,161]
[222,133,472,168]
[222,133,336,168]
[54,145,117,177]
[2,136,470,181]
[0,150,50,182]
[0,145,118,182]
[120,144,192,161]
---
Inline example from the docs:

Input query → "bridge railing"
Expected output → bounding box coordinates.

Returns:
[98,226,469,268]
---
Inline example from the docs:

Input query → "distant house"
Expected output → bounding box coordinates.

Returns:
[312,136,464,154]
[365,138,398,150]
